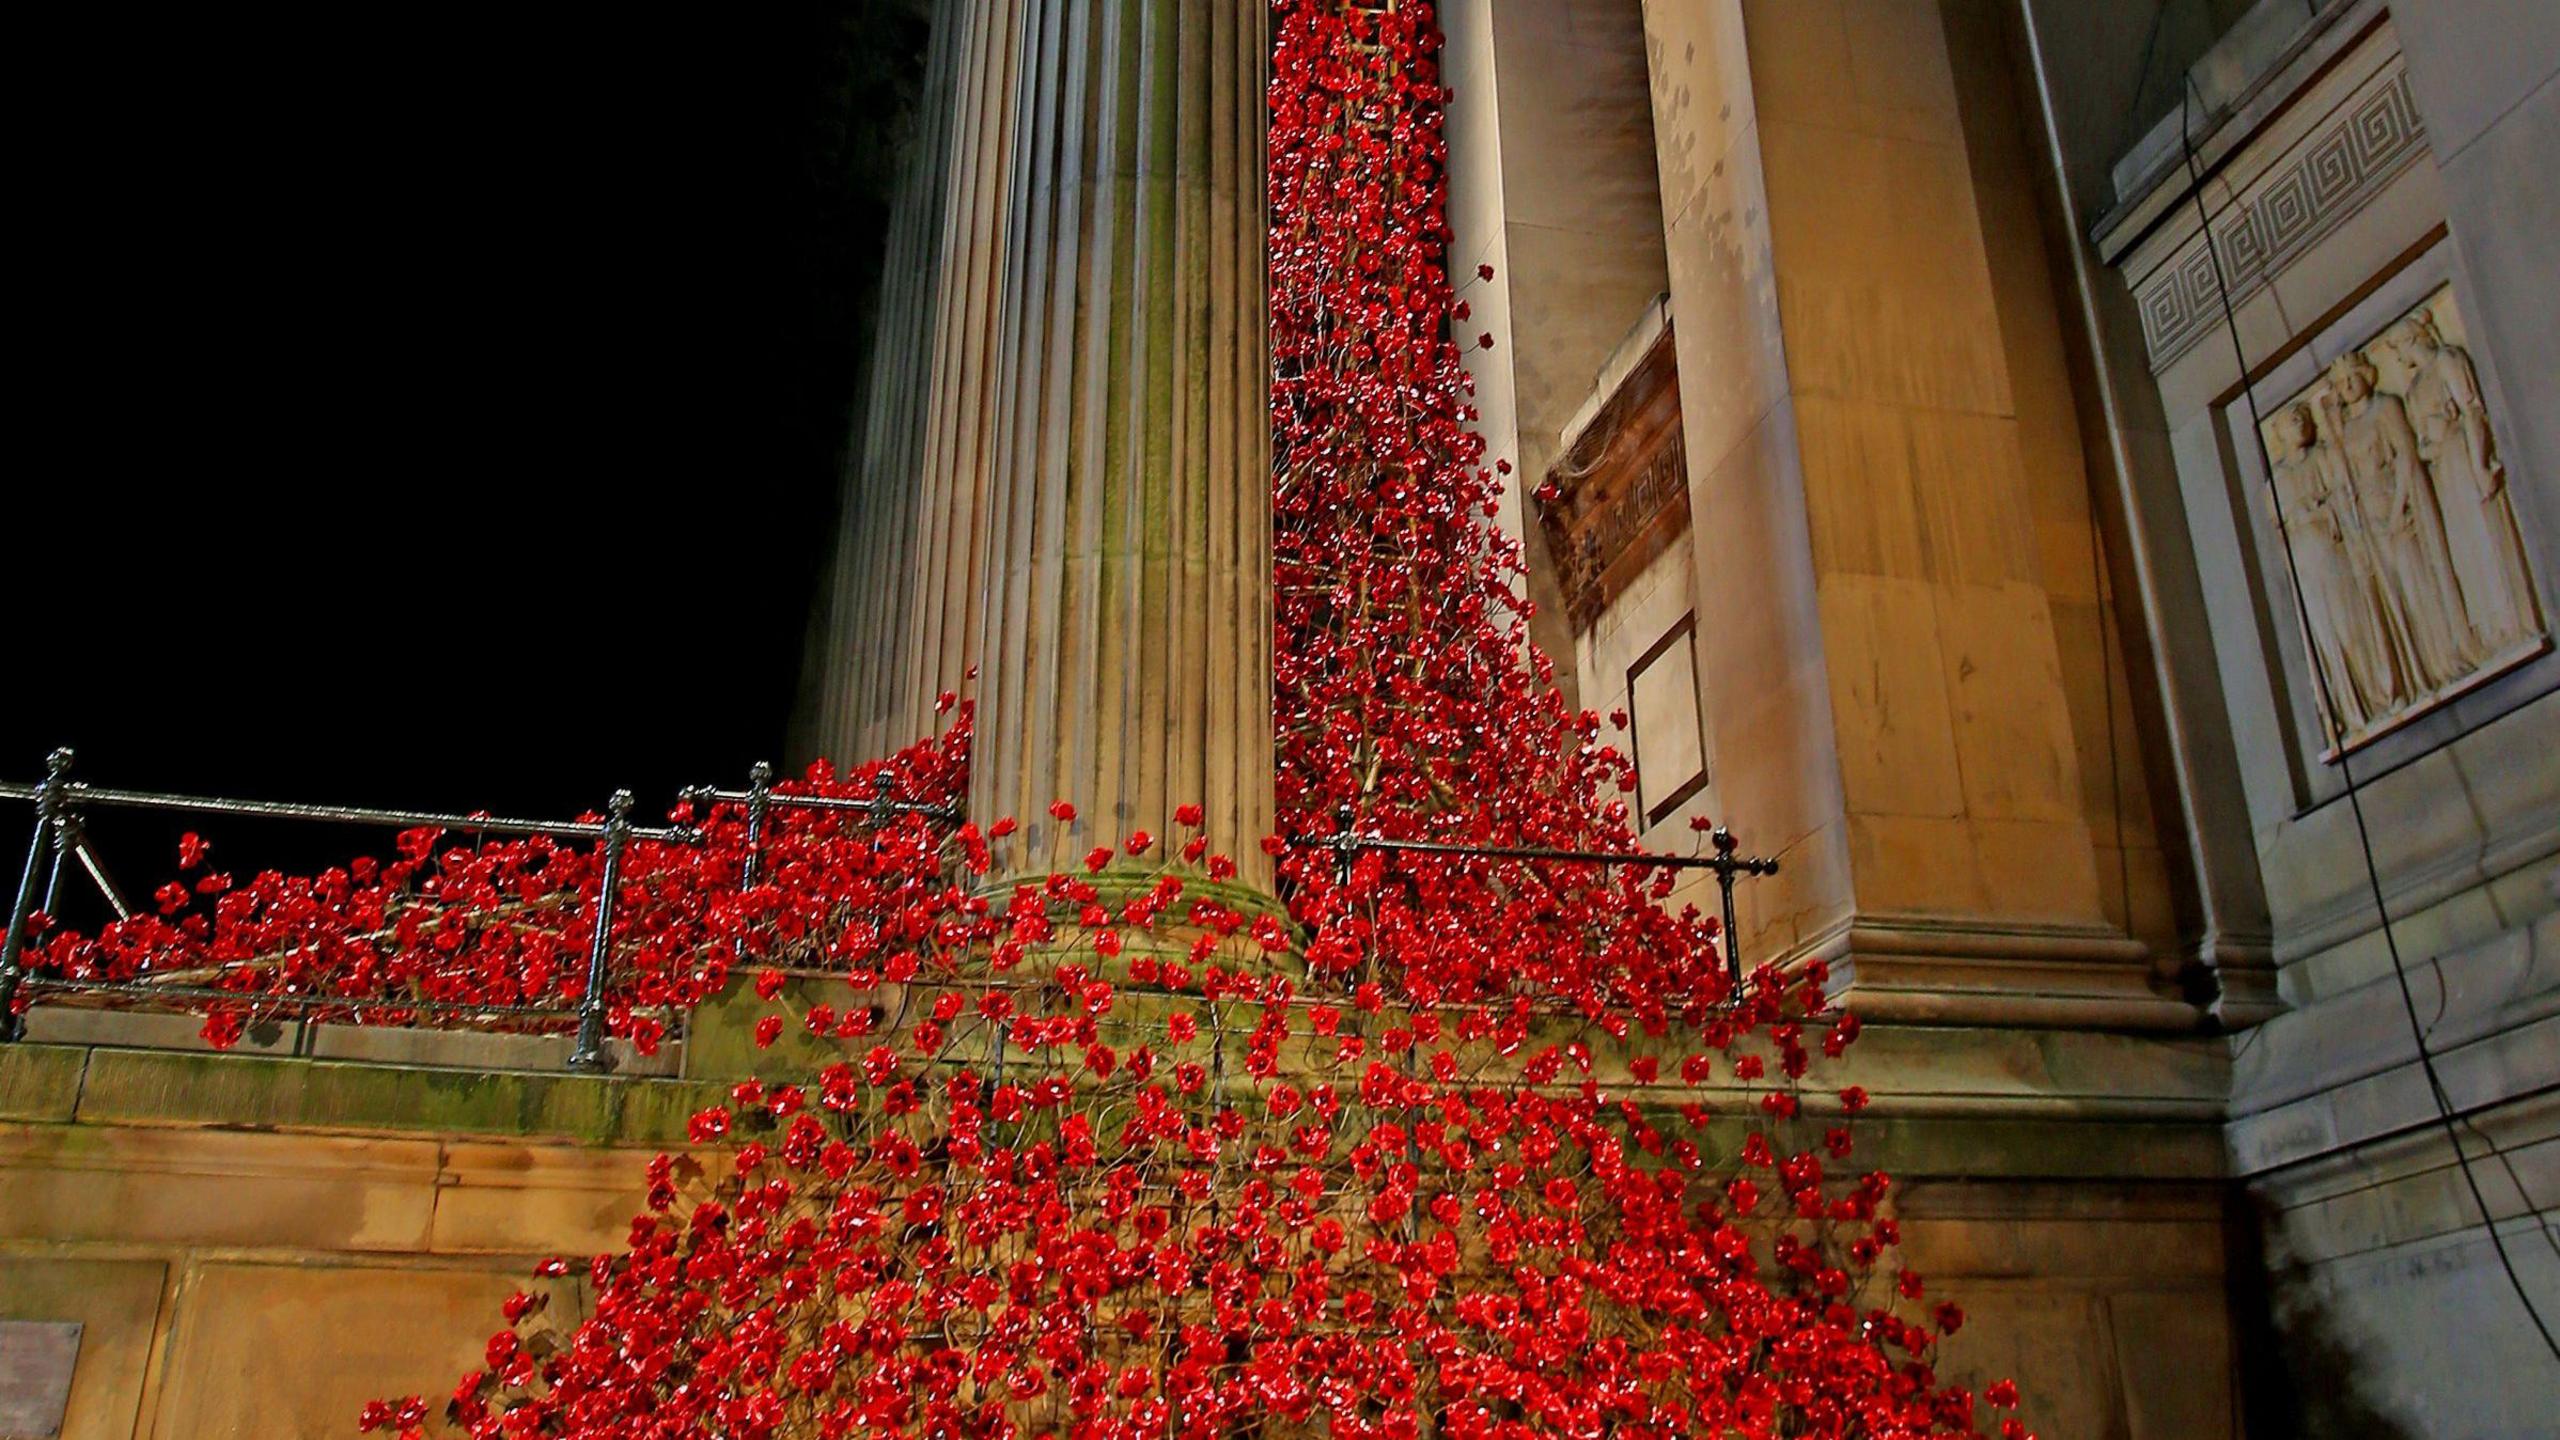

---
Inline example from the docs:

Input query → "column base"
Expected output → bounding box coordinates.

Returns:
[1796,914,2205,1031]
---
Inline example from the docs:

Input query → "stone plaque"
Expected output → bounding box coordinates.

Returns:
[2256,284,2547,754]
[0,1321,81,1439]
[1537,322,1690,633]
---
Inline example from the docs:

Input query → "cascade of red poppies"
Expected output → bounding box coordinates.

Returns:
[13,4,2037,1437]
[1268,0,1727,1029]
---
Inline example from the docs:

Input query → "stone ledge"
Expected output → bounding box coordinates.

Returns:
[0,1125,662,1256]
[2227,911,2560,1175]
[1796,915,2207,1032]
[1835,1114,2226,1182]
[2233,909,2558,1115]
[20,1005,684,1077]
[0,1043,723,1149]
[1815,1023,2229,1120]
[0,1044,84,1124]
[2269,803,2560,1003]
[2248,1089,2559,1266]
[0,1034,2228,1183]
[2228,1014,2560,1177]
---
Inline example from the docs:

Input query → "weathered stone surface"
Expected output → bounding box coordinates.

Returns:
[430,1141,655,1256]
[148,1261,540,1439]
[682,973,863,1082]
[0,1125,442,1251]
[0,1256,164,1440]
[307,1024,682,1078]
[0,1044,83,1125]
[74,1049,624,1144]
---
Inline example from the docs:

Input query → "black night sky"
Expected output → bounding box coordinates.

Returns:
[7,4,928,897]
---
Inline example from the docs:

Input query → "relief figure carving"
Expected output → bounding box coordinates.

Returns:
[2326,351,2475,691]
[2269,403,2399,733]
[2258,284,2547,754]
[2397,312,2540,650]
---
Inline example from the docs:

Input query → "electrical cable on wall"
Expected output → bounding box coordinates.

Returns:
[2176,77,2560,1366]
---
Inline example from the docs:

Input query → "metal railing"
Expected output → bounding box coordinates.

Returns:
[3,747,1777,1065]
[679,762,962,887]
[1317,817,1778,992]
[0,749,954,1071]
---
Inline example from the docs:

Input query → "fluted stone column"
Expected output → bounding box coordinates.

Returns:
[814,0,1274,885]
[811,0,1028,760]
[970,0,1274,885]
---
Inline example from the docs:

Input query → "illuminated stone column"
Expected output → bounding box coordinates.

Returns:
[811,0,1028,759]
[969,0,1275,885]
[811,0,1275,886]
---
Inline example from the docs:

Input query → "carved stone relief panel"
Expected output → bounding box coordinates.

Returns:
[2256,283,2546,754]
[1535,321,1689,633]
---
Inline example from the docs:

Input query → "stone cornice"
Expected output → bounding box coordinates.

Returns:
[2104,30,2428,374]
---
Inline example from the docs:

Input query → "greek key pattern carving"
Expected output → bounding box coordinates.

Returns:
[2137,69,2427,370]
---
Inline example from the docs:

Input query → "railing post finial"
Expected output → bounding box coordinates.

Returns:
[566,789,635,1073]
[0,749,75,1043]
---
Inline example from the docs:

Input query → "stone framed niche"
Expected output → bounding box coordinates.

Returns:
[2255,281,2547,756]
[1626,613,1708,830]
[2221,243,2554,793]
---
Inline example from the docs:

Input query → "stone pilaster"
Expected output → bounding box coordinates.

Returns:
[1639,0,2188,1029]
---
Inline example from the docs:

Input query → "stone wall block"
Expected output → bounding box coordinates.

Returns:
[429,1141,655,1257]
[1818,574,1966,818]
[1934,581,2087,826]
[0,1126,440,1252]
[149,1260,547,1440]
[0,1256,165,1440]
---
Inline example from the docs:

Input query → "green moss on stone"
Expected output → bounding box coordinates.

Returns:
[0,1043,86,1123]
[67,1048,725,1147]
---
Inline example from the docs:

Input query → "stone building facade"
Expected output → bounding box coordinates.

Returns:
[1407,2,2559,1434]
[802,0,2560,1433]
[3,2,2552,1437]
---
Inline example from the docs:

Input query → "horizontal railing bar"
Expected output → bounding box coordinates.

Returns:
[1316,834,1777,874]
[1,781,696,844]
[693,787,962,821]
[16,975,589,1019]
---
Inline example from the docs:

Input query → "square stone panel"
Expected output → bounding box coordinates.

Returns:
[151,1260,532,1440]
[0,1258,165,1440]
[1628,616,1708,825]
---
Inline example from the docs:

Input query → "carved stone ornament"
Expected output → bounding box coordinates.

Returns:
[2257,283,2546,755]
[2138,67,2427,370]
